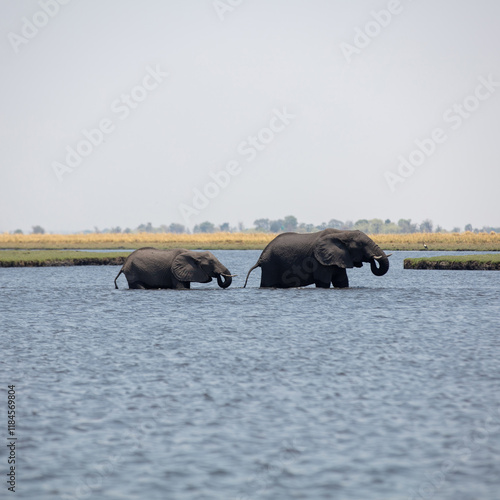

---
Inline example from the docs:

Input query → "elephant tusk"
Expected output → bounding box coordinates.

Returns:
[373,253,392,260]
[221,273,238,277]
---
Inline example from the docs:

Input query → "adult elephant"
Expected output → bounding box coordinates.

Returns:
[244,229,391,288]
[114,247,235,289]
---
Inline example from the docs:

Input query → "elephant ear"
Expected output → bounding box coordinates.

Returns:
[314,235,354,268]
[172,253,211,283]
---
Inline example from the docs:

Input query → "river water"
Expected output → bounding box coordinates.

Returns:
[1,250,500,500]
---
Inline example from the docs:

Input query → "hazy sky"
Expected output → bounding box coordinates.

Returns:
[1,0,499,233]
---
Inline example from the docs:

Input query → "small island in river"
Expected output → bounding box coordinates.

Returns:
[0,250,129,267]
[404,254,500,270]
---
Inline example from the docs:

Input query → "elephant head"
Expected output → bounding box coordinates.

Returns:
[172,251,235,288]
[313,230,390,276]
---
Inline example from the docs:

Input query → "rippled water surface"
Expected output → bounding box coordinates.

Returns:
[2,251,500,499]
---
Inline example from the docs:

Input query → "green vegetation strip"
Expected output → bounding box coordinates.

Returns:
[0,250,131,267]
[3,250,500,270]
[404,254,500,270]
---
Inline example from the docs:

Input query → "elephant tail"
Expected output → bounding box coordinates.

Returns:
[114,268,123,289]
[243,263,260,288]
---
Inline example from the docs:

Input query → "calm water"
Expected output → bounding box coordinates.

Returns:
[1,250,500,500]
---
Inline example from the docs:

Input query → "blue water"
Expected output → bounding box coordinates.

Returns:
[1,251,500,500]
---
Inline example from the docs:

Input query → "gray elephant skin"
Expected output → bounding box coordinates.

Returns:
[114,247,235,289]
[244,229,390,288]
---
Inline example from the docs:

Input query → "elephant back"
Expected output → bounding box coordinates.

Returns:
[124,248,186,286]
[261,232,318,263]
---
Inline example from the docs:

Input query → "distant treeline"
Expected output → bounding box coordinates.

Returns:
[14,217,499,235]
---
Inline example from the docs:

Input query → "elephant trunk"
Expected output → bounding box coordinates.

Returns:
[370,253,390,276]
[217,274,232,289]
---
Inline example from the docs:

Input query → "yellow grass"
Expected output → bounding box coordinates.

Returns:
[373,231,500,251]
[0,231,499,250]
[0,232,273,250]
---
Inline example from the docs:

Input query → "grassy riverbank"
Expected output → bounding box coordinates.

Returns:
[0,233,270,250]
[0,250,130,267]
[2,249,500,269]
[404,254,500,270]
[1,231,499,251]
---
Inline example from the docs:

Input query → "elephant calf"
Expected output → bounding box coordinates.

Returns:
[244,229,391,288]
[114,247,235,289]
